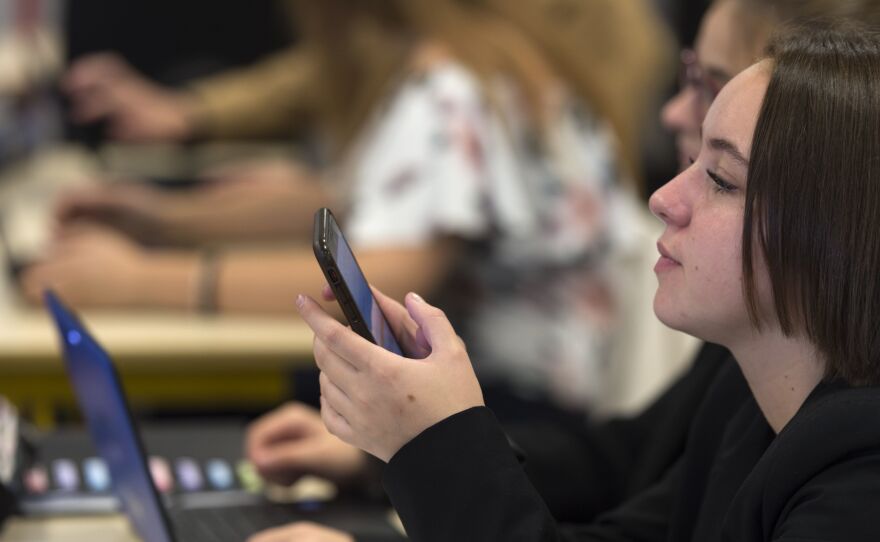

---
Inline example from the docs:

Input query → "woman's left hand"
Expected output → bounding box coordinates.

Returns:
[296,288,485,463]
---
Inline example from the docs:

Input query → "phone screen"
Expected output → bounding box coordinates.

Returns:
[316,209,404,356]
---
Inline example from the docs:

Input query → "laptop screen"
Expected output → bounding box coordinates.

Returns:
[44,291,175,542]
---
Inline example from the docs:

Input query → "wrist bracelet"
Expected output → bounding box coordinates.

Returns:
[196,249,220,314]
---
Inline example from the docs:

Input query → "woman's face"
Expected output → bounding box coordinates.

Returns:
[649,62,770,345]
[662,0,760,170]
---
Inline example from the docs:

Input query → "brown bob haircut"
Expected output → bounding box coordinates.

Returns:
[743,20,880,386]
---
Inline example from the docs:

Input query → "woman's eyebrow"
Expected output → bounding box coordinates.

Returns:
[708,137,749,168]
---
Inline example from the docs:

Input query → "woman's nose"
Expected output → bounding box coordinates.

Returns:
[649,171,691,228]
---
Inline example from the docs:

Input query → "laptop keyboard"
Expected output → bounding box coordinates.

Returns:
[170,503,305,541]
[168,501,401,541]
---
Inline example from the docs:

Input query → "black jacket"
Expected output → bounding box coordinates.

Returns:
[505,342,731,522]
[382,358,880,541]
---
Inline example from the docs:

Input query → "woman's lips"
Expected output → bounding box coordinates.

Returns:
[655,242,681,273]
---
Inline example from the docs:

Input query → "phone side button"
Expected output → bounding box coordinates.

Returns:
[328,269,340,283]
[343,302,360,323]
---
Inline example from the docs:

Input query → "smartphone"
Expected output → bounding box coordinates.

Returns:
[312,208,404,355]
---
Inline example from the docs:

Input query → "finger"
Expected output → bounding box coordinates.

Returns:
[248,522,351,542]
[318,371,355,422]
[403,292,461,354]
[321,283,335,302]
[68,96,112,124]
[67,84,120,123]
[43,236,87,259]
[313,336,359,394]
[19,266,49,303]
[320,396,354,445]
[108,117,141,142]
[47,224,119,254]
[372,286,430,358]
[20,265,75,306]
[63,53,131,90]
[297,294,386,372]
[57,189,127,218]
[250,436,324,474]
[245,403,313,458]
[54,191,111,223]
[246,524,291,542]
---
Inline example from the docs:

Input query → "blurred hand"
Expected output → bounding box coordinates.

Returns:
[63,52,196,142]
[247,522,354,542]
[54,182,181,245]
[54,159,328,246]
[19,223,148,307]
[246,402,369,487]
[296,288,484,463]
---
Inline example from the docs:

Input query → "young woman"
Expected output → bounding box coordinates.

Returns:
[297,21,880,540]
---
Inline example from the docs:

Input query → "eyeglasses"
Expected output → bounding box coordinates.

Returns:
[678,49,730,119]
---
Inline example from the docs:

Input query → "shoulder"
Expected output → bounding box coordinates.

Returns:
[390,41,488,114]
[772,385,880,471]
[356,49,487,150]
[757,386,880,539]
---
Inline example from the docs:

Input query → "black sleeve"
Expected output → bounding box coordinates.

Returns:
[505,342,730,522]
[383,407,675,542]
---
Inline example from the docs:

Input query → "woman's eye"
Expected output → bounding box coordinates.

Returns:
[707,169,736,193]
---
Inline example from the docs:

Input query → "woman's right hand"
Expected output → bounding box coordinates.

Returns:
[245,402,370,487]
[298,287,485,463]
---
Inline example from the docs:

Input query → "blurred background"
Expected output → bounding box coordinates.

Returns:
[0,0,711,538]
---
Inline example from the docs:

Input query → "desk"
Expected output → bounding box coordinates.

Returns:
[1,509,407,541]
[0,303,315,425]
[0,228,316,424]
[2,515,139,542]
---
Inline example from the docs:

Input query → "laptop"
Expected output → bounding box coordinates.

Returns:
[43,290,399,542]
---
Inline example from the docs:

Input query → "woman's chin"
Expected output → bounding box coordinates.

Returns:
[653,295,693,336]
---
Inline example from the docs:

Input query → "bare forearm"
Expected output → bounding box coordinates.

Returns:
[131,250,201,310]
[216,240,460,314]
[216,247,332,314]
[160,180,336,246]
[124,240,459,314]
[185,48,316,139]
[356,240,460,303]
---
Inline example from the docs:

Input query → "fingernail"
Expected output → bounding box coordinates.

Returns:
[295,294,306,309]
[409,292,424,303]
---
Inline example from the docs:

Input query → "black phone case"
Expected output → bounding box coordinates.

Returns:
[312,209,379,345]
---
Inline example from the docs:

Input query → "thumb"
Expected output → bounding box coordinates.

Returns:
[404,293,459,354]
[252,439,316,471]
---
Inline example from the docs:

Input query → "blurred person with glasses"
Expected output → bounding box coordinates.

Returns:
[661,0,880,173]
[661,0,761,171]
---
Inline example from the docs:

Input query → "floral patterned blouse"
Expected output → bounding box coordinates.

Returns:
[343,61,625,412]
